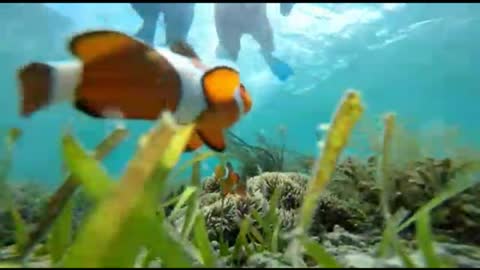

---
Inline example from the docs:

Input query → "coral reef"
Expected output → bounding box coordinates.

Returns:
[0,182,49,247]
[194,152,480,250]
[247,172,309,210]
[201,176,221,194]
[2,153,480,267]
[194,170,368,247]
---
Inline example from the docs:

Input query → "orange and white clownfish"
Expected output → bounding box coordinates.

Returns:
[214,161,245,196]
[16,30,252,152]
[235,177,247,197]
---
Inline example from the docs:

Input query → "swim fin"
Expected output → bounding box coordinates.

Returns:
[265,55,294,81]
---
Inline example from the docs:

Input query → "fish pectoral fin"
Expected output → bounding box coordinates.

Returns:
[197,125,226,152]
[185,130,204,152]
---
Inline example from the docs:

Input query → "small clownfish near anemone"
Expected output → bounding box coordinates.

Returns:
[16,30,252,153]
[214,161,246,197]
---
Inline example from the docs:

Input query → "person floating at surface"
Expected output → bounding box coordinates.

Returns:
[130,3,195,46]
[214,3,296,81]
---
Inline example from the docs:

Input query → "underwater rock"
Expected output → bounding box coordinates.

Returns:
[245,251,292,268]
[323,225,368,249]
[321,225,480,268]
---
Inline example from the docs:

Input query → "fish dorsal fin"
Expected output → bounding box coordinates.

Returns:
[169,41,200,59]
[69,30,150,63]
[202,66,240,106]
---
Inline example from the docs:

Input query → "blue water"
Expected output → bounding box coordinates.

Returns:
[2,3,480,189]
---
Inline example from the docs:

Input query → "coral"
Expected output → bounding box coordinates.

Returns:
[201,194,250,245]
[327,156,382,229]
[0,182,49,247]
[328,156,379,204]
[70,190,96,239]
[278,209,297,232]
[195,148,480,255]
[310,191,366,237]
[201,176,221,194]
[196,191,269,245]
[162,184,187,217]
[247,172,309,210]
[390,158,453,212]
[199,192,222,208]
[199,171,370,243]
[202,170,370,240]
[326,154,480,245]
[386,156,480,244]
[430,185,480,245]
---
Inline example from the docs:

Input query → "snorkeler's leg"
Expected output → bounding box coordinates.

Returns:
[250,16,294,81]
[215,35,240,61]
[280,3,295,16]
[214,4,241,61]
[130,3,160,45]
[164,3,195,45]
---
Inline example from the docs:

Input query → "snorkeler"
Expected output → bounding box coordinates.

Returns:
[130,3,195,46]
[214,3,296,81]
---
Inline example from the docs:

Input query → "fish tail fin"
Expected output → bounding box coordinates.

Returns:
[17,61,82,117]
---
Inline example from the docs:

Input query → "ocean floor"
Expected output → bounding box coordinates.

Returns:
[1,154,480,268]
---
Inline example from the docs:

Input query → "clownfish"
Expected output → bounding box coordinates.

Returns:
[214,161,245,197]
[16,30,252,152]
[235,178,247,197]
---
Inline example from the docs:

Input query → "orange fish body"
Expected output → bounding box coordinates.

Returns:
[236,180,247,197]
[220,171,240,196]
[215,162,246,197]
[16,30,252,153]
